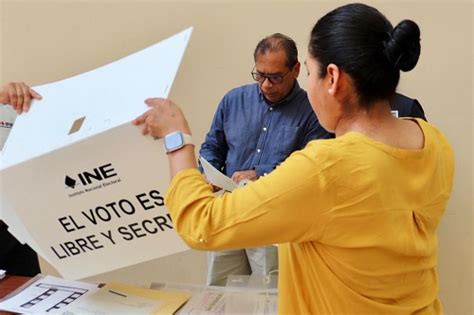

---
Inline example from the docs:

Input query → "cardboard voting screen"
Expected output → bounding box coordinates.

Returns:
[0,28,192,279]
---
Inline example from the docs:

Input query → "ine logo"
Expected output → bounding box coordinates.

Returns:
[65,163,118,189]
[64,176,77,188]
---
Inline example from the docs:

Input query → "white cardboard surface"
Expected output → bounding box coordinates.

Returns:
[0,28,192,279]
[1,27,192,169]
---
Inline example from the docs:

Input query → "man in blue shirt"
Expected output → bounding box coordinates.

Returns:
[199,33,331,286]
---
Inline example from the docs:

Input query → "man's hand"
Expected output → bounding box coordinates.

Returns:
[231,170,258,184]
[0,82,42,114]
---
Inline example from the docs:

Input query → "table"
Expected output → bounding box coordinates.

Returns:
[0,275,32,315]
[0,275,278,314]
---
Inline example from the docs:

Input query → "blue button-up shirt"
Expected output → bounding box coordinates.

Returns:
[199,81,332,177]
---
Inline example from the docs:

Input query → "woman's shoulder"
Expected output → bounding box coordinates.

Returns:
[304,134,369,153]
[295,137,360,167]
[411,118,453,153]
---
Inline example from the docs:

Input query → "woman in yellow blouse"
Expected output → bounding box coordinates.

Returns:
[134,3,454,314]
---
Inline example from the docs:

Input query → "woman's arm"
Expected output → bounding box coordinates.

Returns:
[133,98,332,250]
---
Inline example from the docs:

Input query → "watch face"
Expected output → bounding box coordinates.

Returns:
[165,132,184,151]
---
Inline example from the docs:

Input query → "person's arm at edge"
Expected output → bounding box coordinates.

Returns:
[0,82,42,114]
[165,144,332,250]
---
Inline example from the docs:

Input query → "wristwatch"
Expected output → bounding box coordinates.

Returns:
[163,131,193,153]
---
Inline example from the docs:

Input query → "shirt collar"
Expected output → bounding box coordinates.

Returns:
[258,80,301,106]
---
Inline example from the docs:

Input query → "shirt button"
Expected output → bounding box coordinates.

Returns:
[263,127,267,131]
[269,107,273,111]
[257,149,261,153]
[263,172,268,176]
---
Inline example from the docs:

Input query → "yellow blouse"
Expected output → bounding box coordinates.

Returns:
[165,119,454,314]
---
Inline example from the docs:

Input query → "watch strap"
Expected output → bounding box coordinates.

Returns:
[181,133,193,146]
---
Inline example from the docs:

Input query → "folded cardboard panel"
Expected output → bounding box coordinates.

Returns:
[0,28,192,279]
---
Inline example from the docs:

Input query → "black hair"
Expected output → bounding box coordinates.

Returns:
[309,3,421,106]
[254,33,299,69]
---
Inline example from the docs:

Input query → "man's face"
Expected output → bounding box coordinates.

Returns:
[254,50,300,104]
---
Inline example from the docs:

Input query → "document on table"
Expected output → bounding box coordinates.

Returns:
[176,290,277,315]
[150,281,277,315]
[59,282,190,315]
[175,290,226,315]
[0,275,99,314]
[224,291,277,315]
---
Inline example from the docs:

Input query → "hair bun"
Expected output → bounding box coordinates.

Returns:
[384,20,421,71]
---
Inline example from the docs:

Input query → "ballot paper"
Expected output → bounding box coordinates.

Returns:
[0,274,99,314]
[199,156,249,192]
[0,27,192,279]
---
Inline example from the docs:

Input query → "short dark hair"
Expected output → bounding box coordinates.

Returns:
[254,33,299,69]
[309,3,421,106]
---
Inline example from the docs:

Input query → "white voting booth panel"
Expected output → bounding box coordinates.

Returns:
[0,28,192,279]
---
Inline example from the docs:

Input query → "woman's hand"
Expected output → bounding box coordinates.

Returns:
[132,98,191,138]
[0,82,42,114]
[133,98,197,177]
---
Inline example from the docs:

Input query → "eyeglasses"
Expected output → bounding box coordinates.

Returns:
[251,67,291,84]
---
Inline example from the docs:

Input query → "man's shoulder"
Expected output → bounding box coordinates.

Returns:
[287,82,310,105]
[219,83,260,107]
[391,93,426,120]
[294,88,310,104]
[225,83,258,97]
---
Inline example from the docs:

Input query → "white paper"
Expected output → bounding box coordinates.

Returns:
[176,290,226,315]
[58,288,163,315]
[199,156,250,192]
[157,277,277,315]
[224,292,277,315]
[0,275,99,314]
[176,290,277,315]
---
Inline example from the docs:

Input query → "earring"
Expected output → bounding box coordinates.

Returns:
[328,89,333,94]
